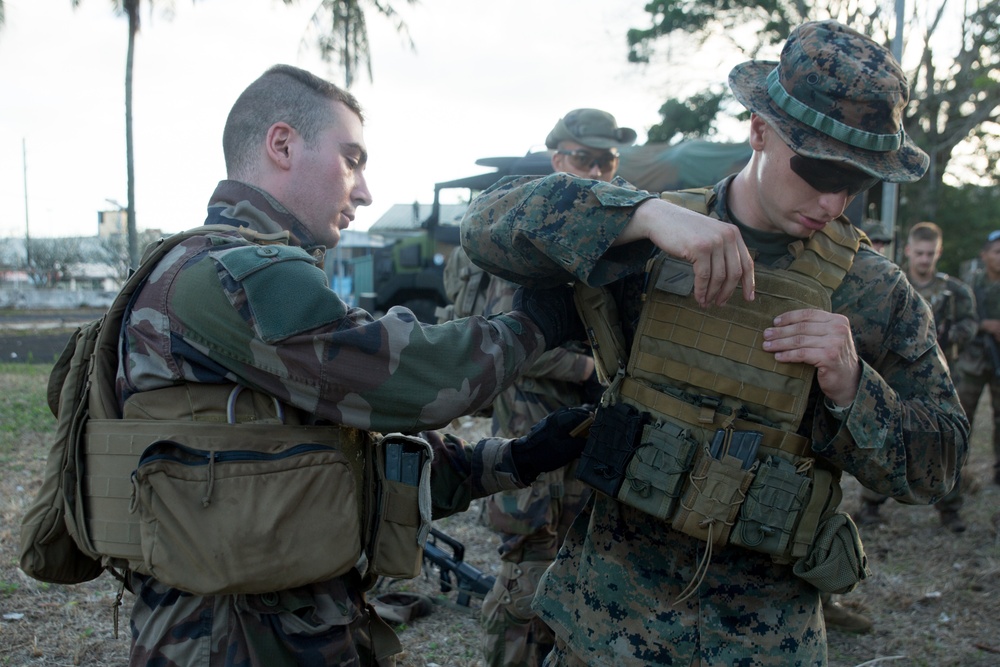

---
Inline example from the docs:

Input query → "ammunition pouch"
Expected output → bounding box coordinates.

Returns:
[80,383,431,595]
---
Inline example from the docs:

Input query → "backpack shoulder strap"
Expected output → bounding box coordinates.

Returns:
[89,225,254,419]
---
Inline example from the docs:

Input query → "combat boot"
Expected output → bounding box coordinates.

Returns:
[855,501,882,527]
[939,510,967,533]
[822,600,874,634]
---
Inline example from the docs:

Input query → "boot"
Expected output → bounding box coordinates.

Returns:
[939,510,967,534]
[855,501,882,527]
[822,600,874,634]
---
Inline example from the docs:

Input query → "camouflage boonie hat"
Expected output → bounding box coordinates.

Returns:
[545,109,637,150]
[729,20,929,183]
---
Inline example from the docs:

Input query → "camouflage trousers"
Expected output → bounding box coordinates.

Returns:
[480,464,593,667]
[957,367,1000,472]
[127,571,400,666]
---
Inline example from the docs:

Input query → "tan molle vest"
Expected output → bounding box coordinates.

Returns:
[575,189,863,572]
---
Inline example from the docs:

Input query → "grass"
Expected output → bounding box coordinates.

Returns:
[0,363,55,458]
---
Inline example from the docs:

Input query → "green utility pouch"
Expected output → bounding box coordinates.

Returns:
[792,511,870,594]
[131,438,362,596]
[575,402,648,497]
[368,433,433,580]
[730,455,812,560]
[617,421,699,520]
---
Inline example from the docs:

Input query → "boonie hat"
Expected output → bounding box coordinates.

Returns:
[545,109,637,150]
[728,20,929,183]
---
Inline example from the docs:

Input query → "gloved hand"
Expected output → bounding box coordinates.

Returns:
[510,406,593,483]
[513,284,586,350]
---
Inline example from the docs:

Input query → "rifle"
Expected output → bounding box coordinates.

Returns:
[422,527,495,606]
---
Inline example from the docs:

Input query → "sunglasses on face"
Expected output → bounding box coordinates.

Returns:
[789,154,880,196]
[556,149,619,173]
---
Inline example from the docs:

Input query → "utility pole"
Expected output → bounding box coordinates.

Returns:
[880,0,905,263]
[22,138,31,270]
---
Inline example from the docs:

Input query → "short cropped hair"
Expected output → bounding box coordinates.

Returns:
[222,64,364,178]
[908,221,942,245]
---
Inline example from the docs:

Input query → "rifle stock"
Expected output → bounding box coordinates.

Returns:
[422,527,495,606]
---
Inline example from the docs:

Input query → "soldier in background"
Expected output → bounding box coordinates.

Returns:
[863,221,893,256]
[956,230,1000,487]
[480,109,635,667]
[857,221,976,532]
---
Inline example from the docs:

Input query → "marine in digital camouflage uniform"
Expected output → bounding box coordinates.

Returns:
[955,230,1000,487]
[461,21,968,666]
[859,221,976,531]
[117,65,590,667]
[480,109,635,667]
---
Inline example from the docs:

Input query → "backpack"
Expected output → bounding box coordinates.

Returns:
[436,245,491,323]
[18,225,243,584]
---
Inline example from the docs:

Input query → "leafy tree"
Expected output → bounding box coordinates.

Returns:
[286,0,417,88]
[627,0,1000,225]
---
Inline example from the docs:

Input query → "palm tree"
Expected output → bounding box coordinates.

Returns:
[72,0,155,270]
[287,0,418,89]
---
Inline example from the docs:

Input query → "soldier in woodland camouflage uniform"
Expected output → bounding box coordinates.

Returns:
[118,65,592,667]
[480,109,635,667]
[859,221,976,532]
[956,230,1000,487]
[462,21,968,666]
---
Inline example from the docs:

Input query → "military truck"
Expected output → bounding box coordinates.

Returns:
[354,141,760,322]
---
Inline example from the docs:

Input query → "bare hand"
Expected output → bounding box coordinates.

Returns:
[617,198,755,307]
[763,309,861,406]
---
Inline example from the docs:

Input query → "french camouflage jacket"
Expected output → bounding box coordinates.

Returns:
[461,172,969,666]
[118,180,547,666]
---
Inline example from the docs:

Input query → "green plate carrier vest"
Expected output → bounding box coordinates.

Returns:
[574,189,866,590]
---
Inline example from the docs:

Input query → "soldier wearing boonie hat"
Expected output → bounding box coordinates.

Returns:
[460,19,966,667]
[728,20,928,182]
[545,108,636,181]
[478,107,635,667]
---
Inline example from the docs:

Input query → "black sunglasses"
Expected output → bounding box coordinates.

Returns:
[789,154,880,196]
[556,149,619,172]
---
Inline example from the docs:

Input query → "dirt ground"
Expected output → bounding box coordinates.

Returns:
[2,380,1000,666]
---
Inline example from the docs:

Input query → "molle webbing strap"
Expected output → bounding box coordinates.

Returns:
[787,219,863,293]
[618,378,811,459]
[629,258,829,431]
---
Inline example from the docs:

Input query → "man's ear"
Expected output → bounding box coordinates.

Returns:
[748,113,768,150]
[265,122,295,170]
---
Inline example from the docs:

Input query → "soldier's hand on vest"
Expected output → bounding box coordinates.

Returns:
[510,406,593,483]
[763,309,861,407]
[617,198,756,308]
[513,284,586,350]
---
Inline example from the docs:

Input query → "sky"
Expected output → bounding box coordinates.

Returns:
[0,0,754,240]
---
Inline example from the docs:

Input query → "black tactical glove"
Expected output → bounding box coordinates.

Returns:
[513,284,586,350]
[510,406,593,483]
